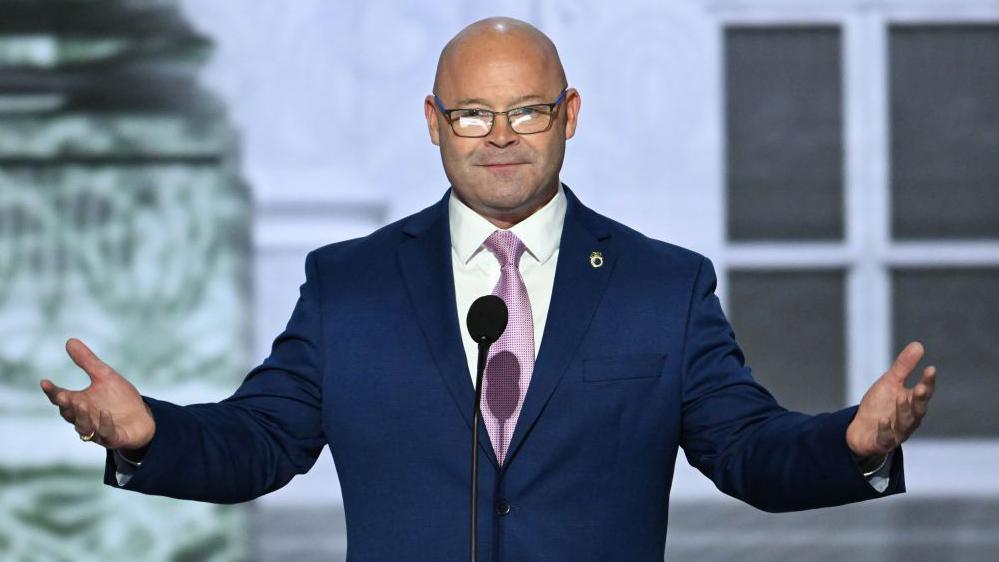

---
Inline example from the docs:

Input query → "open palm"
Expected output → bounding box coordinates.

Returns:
[846,341,937,460]
[40,338,156,452]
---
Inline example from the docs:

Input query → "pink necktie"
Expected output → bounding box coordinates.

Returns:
[482,230,534,466]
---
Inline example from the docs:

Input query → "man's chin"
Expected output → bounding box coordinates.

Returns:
[481,188,540,210]
[482,190,557,221]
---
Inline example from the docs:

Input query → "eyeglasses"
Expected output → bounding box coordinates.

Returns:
[433,88,567,138]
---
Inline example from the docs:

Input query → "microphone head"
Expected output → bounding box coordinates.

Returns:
[466,295,508,345]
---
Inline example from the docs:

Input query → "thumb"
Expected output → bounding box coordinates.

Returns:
[65,338,114,384]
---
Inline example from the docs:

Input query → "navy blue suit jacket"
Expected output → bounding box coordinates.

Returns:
[105,185,903,561]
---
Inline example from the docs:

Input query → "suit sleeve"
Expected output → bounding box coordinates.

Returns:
[103,250,328,504]
[678,256,904,512]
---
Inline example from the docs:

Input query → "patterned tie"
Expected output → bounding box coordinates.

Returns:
[481,230,534,466]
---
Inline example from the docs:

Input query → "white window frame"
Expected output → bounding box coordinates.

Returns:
[672,0,999,500]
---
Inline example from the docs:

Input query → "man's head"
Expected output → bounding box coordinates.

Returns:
[425,17,580,228]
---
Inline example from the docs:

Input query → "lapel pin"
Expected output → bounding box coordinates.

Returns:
[589,251,604,268]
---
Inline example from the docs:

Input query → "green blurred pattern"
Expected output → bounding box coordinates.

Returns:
[0,1,251,559]
[0,465,248,562]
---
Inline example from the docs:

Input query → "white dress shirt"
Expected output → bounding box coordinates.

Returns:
[450,184,566,387]
[116,182,890,491]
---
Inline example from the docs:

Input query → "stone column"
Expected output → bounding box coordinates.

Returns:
[0,1,250,559]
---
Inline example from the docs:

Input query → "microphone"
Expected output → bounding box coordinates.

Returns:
[467,294,507,345]
[465,295,507,562]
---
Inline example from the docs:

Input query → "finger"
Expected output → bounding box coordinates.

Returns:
[88,409,107,448]
[876,416,896,451]
[73,400,96,439]
[40,379,66,406]
[895,390,916,437]
[65,338,112,383]
[58,403,75,423]
[54,388,72,408]
[43,381,84,426]
[915,365,937,395]
[887,341,925,383]
[97,409,119,448]
[912,366,936,418]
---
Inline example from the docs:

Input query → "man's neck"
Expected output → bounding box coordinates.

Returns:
[461,183,559,229]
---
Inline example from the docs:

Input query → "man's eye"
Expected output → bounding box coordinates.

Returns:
[511,107,541,117]
[456,109,490,119]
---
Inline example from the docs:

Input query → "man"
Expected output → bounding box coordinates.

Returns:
[41,17,936,561]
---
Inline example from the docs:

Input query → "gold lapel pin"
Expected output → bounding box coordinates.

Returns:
[589,251,604,268]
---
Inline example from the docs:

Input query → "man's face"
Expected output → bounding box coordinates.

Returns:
[425,37,579,225]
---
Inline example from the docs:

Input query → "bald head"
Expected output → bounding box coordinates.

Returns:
[433,17,567,97]
[424,17,580,229]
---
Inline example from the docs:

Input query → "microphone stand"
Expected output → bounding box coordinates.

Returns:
[465,294,505,562]
[471,338,490,562]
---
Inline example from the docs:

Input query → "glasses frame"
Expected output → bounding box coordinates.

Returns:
[433,88,568,138]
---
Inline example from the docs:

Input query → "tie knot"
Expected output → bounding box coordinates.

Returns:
[483,230,527,268]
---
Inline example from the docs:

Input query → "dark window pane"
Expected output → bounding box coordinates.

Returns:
[727,269,846,413]
[891,25,999,240]
[892,268,999,437]
[725,27,844,241]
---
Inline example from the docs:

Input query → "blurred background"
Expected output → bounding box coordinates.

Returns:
[1,0,996,560]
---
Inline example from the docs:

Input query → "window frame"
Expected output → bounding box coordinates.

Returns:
[701,0,999,499]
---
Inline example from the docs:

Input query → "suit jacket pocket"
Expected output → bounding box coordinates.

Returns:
[582,353,667,382]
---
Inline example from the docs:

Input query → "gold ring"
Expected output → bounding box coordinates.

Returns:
[80,430,96,442]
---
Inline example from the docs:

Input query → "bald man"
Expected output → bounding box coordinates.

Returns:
[42,17,936,561]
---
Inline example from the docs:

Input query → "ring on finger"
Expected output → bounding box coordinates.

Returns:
[80,430,96,442]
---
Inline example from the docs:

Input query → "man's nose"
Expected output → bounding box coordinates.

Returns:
[487,113,518,148]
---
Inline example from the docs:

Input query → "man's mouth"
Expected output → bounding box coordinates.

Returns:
[479,162,527,168]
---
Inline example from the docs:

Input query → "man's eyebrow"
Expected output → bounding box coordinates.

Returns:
[452,94,549,108]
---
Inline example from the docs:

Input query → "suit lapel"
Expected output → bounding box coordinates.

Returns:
[503,187,617,467]
[398,192,500,469]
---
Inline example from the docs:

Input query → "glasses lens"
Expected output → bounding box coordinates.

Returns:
[453,110,492,137]
[509,107,552,134]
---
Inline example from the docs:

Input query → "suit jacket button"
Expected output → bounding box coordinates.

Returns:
[495,500,511,516]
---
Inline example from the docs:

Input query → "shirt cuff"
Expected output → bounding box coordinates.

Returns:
[113,449,141,487]
[863,449,894,493]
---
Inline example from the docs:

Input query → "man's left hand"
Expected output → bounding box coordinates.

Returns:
[846,341,937,464]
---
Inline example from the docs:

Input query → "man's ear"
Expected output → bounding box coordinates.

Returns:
[563,88,581,140]
[424,95,441,146]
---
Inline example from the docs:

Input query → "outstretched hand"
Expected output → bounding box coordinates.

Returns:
[40,338,155,454]
[846,341,936,463]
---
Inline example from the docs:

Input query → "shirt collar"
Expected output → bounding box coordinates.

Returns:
[449,183,566,266]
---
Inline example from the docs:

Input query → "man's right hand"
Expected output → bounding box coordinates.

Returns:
[40,338,156,457]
